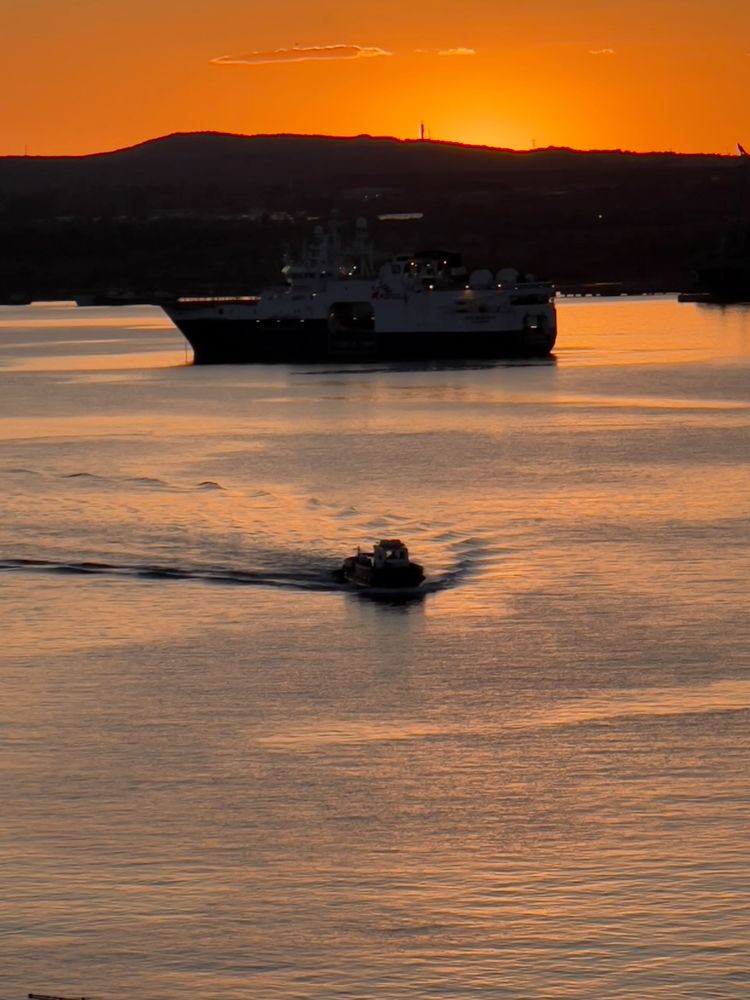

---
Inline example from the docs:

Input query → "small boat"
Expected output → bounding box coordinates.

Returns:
[338,539,425,590]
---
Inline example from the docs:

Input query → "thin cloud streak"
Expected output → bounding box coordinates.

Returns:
[437,48,476,56]
[414,48,477,56]
[212,45,392,66]
[589,48,615,55]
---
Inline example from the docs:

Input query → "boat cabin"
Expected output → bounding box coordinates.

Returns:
[342,538,425,589]
[372,539,410,569]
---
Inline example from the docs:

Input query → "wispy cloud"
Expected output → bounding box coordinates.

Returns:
[212,45,392,66]
[589,48,615,55]
[414,47,477,56]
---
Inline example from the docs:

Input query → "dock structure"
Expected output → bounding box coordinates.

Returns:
[555,281,674,297]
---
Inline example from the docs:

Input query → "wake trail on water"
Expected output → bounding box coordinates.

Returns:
[0,556,467,594]
[1,476,505,594]
[1,467,229,493]
[0,557,341,592]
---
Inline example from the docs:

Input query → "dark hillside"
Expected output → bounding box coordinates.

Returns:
[0,132,742,300]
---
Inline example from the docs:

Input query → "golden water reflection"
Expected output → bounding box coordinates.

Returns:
[1,297,749,998]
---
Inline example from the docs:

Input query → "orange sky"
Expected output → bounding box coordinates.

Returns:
[3,0,750,156]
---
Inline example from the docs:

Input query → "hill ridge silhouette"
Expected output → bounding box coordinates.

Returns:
[1,130,735,163]
[0,132,744,300]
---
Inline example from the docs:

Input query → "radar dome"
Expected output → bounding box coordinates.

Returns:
[496,268,519,285]
[469,269,494,290]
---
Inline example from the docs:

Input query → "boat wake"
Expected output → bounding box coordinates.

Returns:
[0,554,470,595]
[0,557,339,592]
[1,467,229,493]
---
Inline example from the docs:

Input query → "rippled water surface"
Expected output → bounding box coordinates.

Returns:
[1,299,749,999]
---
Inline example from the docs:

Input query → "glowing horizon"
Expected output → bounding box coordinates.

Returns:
[4,0,750,157]
[7,128,746,164]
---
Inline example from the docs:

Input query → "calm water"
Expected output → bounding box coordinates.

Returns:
[1,298,749,999]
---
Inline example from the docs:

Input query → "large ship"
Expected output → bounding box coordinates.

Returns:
[161,218,556,364]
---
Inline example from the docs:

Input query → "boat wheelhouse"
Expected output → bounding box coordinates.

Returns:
[339,539,425,590]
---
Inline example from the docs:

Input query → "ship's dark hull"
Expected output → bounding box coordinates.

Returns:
[696,262,750,303]
[168,318,556,364]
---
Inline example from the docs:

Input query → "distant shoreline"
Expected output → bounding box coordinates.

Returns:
[2,133,747,301]
[2,129,742,162]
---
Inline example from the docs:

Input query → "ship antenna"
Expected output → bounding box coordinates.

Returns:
[420,121,425,141]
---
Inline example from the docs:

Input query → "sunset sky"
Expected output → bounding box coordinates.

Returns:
[3,0,750,156]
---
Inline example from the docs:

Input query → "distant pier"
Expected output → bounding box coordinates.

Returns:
[555,281,677,298]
